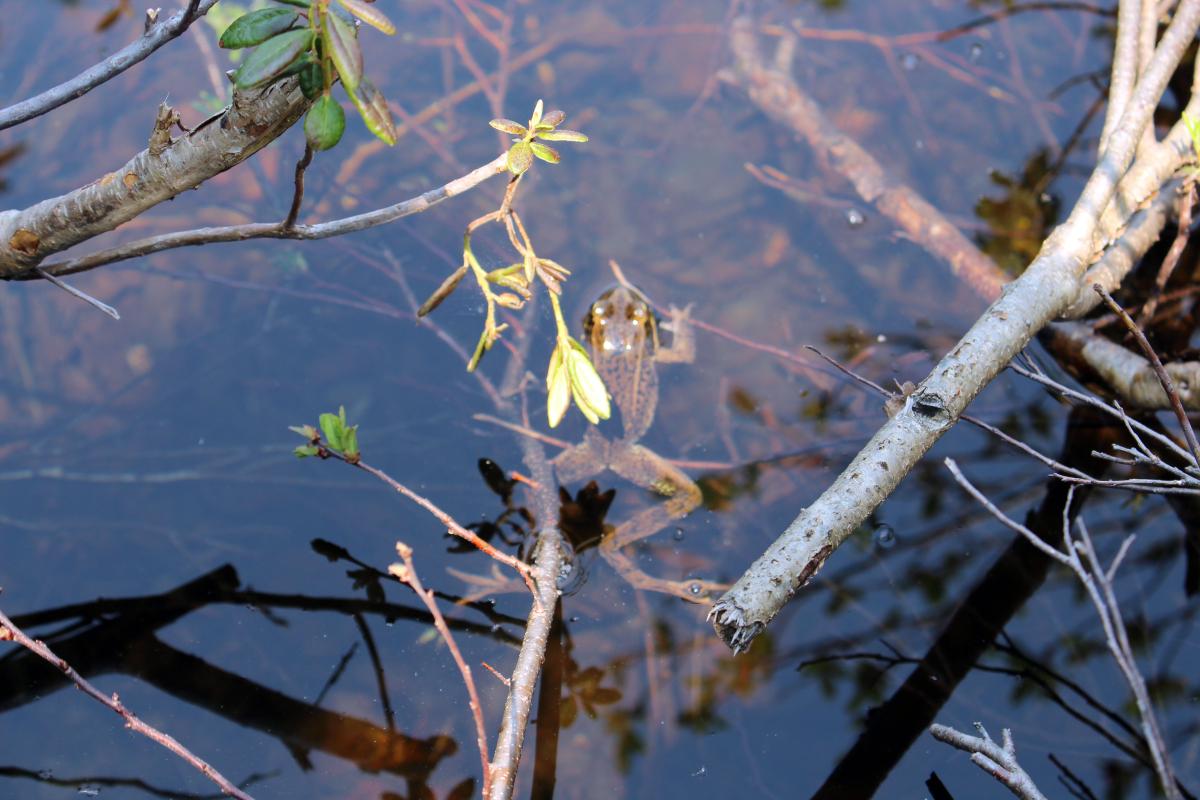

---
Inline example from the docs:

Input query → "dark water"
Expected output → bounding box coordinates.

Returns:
[0,1,1196,798]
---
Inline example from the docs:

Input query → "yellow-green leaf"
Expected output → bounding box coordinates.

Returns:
[529,141,560,164]
[338,0,397,35]
[489,118,527,136]
[348,80,397,145]
[537,129,588,143]
[506,141,534,175]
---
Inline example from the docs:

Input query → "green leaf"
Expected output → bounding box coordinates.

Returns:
[219,8,298,49]
[294,444,319,458]
[271,0,311,6]
[289,424,319,439]
[319,411,346,451]
[537,128,587,143]
[348,80,397,146]
[506,141,534,175]
[338,0,397,35]
[233,28,314,89]
[305,94,345,150]
[322,6,362,91]
[342,425,360,457]
[529,141,560,164]
[489,118,527,136]
[298,61,323,99]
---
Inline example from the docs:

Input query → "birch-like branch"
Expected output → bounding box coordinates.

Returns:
[0,0,216,132]
[709,4,1200,653]
[0,75,312,275]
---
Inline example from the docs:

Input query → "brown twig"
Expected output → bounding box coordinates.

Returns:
[347,455,539,598]
[284,143,315,230]
[0,604,254,800]
[1140,181,1195,322]
[389,543,491,798]
[1094,284,1200,469]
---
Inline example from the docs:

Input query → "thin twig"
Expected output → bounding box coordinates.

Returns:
[389,543,491,798]
[34,267,120,319]
[1140,181,1195,322]
[29,155,509,279]
[1094,284,1200,469]
[0,0,219,131]
[346,455,538,598]
[0,604,254,800]
[283,143,315,230]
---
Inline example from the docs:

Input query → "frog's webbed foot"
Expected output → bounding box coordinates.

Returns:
[601,442,718,602]
[655,303,695,365]
[599,542,728,604]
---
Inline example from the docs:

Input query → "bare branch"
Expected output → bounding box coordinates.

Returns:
[0,603,254,800]
[710,3,1200,653]
[929,723,1049,800]
[0,0,220,131]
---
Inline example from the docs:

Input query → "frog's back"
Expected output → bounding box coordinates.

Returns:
[585,286,660,443]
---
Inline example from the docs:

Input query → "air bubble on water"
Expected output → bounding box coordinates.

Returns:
[569,615,581,623]
[900,52,920,71]
[845,208,866,228]
[78,786,100,798]
[969,42,984,63]
[873,524,897,549]
[689,582,703,595]
[876,334,887,343]
[37,770,52,780]
[672,527,685,542]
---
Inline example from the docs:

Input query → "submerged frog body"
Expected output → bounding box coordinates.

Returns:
[553,285,724,603]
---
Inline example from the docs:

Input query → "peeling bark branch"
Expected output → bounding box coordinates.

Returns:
[0,0,219,132]
[709,4,1200,653]
[0,76,312,276]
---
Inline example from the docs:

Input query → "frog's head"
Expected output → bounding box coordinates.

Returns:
[582,284,659,355]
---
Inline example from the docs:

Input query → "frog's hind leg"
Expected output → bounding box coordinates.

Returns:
[552,427,608,485]
[601,443,725,603]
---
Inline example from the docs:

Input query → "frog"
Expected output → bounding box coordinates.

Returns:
[552,284,725,603]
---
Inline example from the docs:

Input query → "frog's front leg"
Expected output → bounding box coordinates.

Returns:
[654,304,695,365]
[602,442,725,603]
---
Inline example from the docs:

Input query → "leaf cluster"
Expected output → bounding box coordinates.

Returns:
[291,405,360,461]
[218,0,398,151]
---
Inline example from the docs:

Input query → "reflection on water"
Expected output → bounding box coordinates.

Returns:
[1,1,1197,798]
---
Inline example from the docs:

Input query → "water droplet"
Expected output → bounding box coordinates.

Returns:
[672,527,685,542]
[689,582,703,595]
[900,52,920,71]
[490,624,502,634]
[1040,192,1053,204]
[969,42,984,63]
[914,138,925,151]
[874,524,896,549]
[37,770,52,780]
[78,786,100,797]
[845,208,865,228]
[875,334,887,343]
[569,615,581,623]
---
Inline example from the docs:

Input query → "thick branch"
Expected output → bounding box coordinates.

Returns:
[0,76,312,275]
[0,0,218,132]
[709,4,1200,653]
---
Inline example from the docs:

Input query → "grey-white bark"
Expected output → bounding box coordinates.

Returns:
[709,3,1200,653]
[0,76,311,276]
